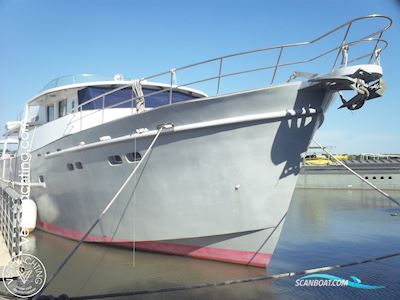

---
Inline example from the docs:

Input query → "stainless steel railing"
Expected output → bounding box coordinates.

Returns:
[72,15,392,132]
[0,156,17,182]
[0,183,22,257]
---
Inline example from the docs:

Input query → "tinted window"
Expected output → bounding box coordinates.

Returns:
[109,155,123,165]
[126,152,142,162]
[47,105,55,122]
[58,99,67,117]
[78,87,197,110]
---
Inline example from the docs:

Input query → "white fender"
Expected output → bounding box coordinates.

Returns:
[21,199,37,233]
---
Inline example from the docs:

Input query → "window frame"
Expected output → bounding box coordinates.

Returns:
[58,99,68,118]
[46,105,55,122]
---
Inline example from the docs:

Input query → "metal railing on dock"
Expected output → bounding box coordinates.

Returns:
[0,181,22,258]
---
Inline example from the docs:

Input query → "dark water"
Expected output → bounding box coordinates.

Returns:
[2,189,400,299]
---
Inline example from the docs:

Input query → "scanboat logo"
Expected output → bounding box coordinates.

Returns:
[2,253,47,298]
[295,273,384,289]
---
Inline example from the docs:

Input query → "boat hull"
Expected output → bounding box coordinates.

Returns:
[28,82,333,267]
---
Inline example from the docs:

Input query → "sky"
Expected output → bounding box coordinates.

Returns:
[0,0,399,154]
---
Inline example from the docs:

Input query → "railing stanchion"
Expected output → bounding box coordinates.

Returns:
[368,31,383,64]
[131,86,135,115]
[331,23,352,71]
[270,47,283,85]
[169,69,174,105]
[216,58,223,95]
[80,108,82,131]
[102,96,105,124]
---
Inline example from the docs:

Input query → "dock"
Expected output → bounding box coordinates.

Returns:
[0,233,12,279]
[0,180,21,280]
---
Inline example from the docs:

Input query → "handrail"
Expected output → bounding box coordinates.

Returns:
[40,74,112,93]
[70,15,391,132]
[140,15,391,81]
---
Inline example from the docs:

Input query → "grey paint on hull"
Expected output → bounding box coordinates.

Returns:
[28,82,333,257]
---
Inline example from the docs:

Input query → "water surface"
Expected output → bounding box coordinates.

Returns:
[2,189,400,299]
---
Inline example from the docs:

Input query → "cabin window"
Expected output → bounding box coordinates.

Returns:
[58,99,67,117]
[108,155,123,165]
[47,105,55,122]
[78,87,198,110]
[39,175,45,183]
[67,163,74,171]
[126,152,142,162]
[75,162,83,169]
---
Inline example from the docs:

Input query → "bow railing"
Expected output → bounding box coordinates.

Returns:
[70,15,391,132]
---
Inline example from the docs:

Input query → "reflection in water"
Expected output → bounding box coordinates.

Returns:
[4,189,399,299]
[23,231,271,299]
[270,189,400,300]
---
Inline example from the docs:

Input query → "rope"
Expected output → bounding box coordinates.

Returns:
[36,139,400,299]
[132,80,145,113]
[34,125,166,299]
[32,134,400,299]
[34,250,400,300]
[312,139,400,206]
[247,212,287,266]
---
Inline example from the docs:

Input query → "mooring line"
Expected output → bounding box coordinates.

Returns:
[32,134,400,299]
[49,250,400,300]
[34,125,167,299]
[312,139,400,206]
[247,212,287,266]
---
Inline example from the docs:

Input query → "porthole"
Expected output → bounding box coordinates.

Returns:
[380,176,384,180]
[75,162,83,169]
[372,176,376,180]
[365,176,369,180]
[108,155,123,165]
[37,153,41,157]
[67,163,74,171]
[39,175,45,183]
[57,148,61,152]
[46,151,50,155]
[389,176,392,180]
[126,152,142,162]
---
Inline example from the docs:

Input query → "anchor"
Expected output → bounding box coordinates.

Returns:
[338,77,386,110]
[310,67,386,111]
